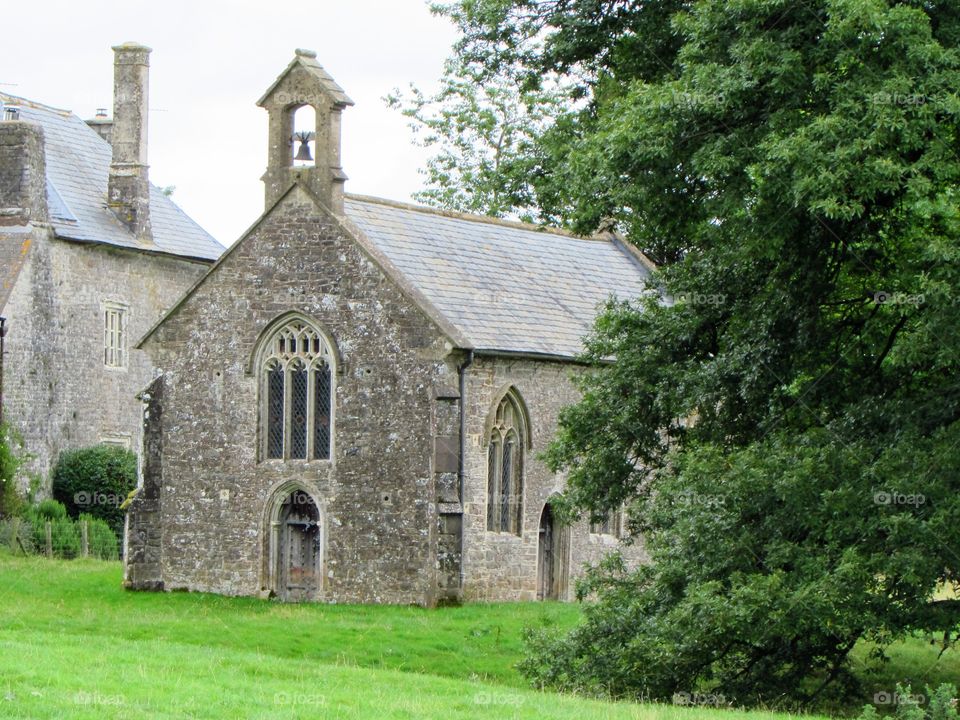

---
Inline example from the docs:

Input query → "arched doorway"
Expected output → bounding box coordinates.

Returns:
[270,489,322,602]
[537,502,569,600]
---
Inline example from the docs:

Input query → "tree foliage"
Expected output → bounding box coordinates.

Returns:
[428,0,960,707]
[856,684,959,720]
[0,424,25,519]
[52,445,137,538]
[386,57,564,220]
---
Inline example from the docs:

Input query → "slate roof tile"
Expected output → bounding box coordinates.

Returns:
[1,92,223,261]
[345,196,652,359]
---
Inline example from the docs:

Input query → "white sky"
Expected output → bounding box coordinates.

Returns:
[2,0,458,245]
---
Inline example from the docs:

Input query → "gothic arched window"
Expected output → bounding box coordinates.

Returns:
[259,319,334,461]
[486,391,527,535]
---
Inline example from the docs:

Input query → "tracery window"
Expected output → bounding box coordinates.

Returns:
[486,391,526,535]
[260,320,333,461]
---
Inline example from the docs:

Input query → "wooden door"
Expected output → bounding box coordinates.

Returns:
[278,491,321,601]
[537,504,555,600]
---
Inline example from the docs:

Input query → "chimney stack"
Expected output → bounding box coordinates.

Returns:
[0,118,49,226]
[86,107,114,145]
[107,42,152,242]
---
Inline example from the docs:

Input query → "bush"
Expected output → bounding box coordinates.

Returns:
[25,509,44,551]
[52,445,136,537]
[0,424,25,519]
[22,502,81,559]
[857,684,957,720]
[35,498,67,520]
[49,517,80,558]
[17,502,119,560]
[78,513,119,560]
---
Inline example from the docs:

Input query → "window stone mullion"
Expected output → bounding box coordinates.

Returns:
[283,360,292,460]
[305,364,315,461]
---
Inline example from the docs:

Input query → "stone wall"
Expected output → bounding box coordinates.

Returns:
[123,376,164,590]
[460,355,648,601]
[136,184,453,605]
[0,122,47,226]
[2,233,209,490]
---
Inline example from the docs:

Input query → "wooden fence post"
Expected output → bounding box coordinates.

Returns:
[13,518,28,555]
[44,521,52,558]
[81,520,89,558]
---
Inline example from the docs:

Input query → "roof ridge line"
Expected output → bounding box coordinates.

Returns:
[0,91,72,117]
[344,193,612,242]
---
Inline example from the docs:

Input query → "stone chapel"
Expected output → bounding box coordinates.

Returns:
[124,50,652,605]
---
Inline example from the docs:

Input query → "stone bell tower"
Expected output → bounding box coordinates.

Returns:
[258,49,354,213]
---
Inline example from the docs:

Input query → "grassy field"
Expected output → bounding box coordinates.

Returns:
[0,554,954,719]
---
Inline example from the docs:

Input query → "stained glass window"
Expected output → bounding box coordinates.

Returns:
[259,319,334,461]
[486,391,526,535]
[267,361,285,459]
[314,365,331,459]
[290,361,308,459]
[486,441,498,531]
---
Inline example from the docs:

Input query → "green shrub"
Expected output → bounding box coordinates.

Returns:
[35,498,67,520]
[52,445,137,537]
[50,517,80,558]
[23,501,46,536]
[78,513,119,560]
[22,502,82,559]
[26,509,45,551]
[7,504,119,560]
[0,424,25,519]
[857,684,958,720]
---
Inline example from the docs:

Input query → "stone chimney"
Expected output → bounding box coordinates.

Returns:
[0,118,49,226]
[107,42,152,242]
[257,49,354,213]
[86,108,114,146]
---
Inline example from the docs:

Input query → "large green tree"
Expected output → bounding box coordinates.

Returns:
[428,0,960,707]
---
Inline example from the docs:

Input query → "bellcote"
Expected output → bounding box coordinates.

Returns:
[258,49,354,213]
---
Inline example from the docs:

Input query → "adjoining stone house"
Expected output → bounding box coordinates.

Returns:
[0,44,223,492]
[124,50,652,605]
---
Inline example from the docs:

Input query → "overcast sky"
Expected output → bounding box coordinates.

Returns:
[2,0,458,245]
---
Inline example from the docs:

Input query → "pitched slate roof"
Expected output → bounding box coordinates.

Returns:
[0,92,223,261]
[344,195,654,359]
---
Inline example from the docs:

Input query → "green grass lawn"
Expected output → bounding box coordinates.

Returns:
[0,554,954,719]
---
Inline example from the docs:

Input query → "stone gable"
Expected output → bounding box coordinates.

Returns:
[131,185,456,604]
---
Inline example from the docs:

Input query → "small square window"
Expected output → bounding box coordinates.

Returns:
[103,303,127,368]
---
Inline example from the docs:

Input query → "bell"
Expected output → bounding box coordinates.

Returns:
[294,140,313,162]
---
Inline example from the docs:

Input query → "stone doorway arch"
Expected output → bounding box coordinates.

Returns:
[264,484,324,602]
